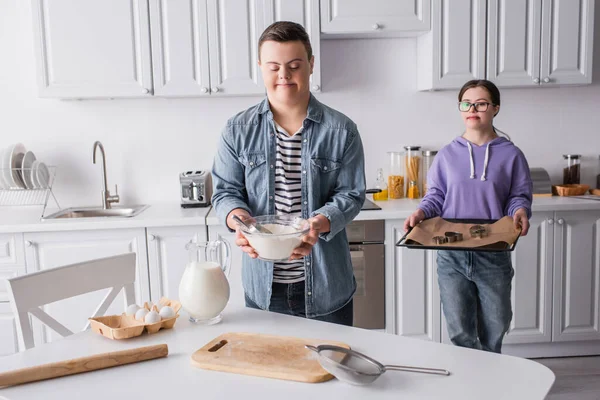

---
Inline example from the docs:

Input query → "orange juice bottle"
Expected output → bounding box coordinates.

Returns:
[373,168,388,201]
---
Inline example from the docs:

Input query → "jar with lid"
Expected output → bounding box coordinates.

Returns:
[404,146,422,199]
[563,154,581,185]
[387,151,404,199]
[422,150,438,195]
[372,168,388,201]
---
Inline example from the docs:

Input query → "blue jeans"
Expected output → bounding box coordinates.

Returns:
[245,281,354,327]
[437,250,514,353]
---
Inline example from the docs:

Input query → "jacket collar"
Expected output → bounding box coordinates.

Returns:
[257,93,323,123]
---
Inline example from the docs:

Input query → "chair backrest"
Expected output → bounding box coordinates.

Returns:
[6,253,137,350]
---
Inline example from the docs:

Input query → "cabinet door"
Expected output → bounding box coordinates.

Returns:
[264,0,321,93]
[0,233,26,302]
[417,0,486,90]
[149,0,211,97]
[23,229,150,345]
[206,0,265,96]
[504,211,554,344]
[0,303,19,356]
[487,0,542,87]
[207,224,245,307]
[388,220,441,342]
[320,0,430,35]
[31,0,153,98]
[146,226,207,302]
[552,210,600,342]
[539,0,595,85]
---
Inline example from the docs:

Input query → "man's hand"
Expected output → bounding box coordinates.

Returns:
[289,214,330,260]
[513,208,530,236]
[227,209,259,258]
[404,209,425,232]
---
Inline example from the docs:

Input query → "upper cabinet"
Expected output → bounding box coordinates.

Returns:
[31,0,153,99]
[419,0,595,90]
[320,0,430,37]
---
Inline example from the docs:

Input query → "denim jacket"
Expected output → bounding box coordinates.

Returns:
[211,94,366,317]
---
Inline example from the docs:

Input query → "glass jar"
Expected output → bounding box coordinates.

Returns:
[563,154,581,185]
[373,168,388,201]
[387,151,404,199]
[422,150,438,195]
[597,155,600,189]
[404,146,422,199]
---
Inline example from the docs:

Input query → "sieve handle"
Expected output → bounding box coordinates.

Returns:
[384,365,451,376]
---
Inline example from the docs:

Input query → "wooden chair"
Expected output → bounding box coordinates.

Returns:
[6,253,137,350]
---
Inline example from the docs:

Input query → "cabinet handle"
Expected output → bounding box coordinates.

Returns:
[533,77,540,84]
[25,240,33,247]
[148,234,156,241]
[557,218,564,225]
[372,23,381,30]
[312,85,320,91]
[211,87,220,93]
[142,88,149,94]
[547,218,554,225]
[543,77,550,83]
[201,87,208,93]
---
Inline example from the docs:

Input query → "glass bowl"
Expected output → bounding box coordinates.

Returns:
[239,215,311,261]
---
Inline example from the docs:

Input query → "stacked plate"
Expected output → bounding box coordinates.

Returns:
[0,143,51,190]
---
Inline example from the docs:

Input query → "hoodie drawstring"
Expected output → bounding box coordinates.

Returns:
[481,143,490,181]
[466,141,490,181]
[467,142,475,179]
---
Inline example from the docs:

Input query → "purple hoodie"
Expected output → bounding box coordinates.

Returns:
[418,136,532,220]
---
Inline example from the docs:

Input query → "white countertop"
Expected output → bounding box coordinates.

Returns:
[1,196,600,233]
[0,303,554,399]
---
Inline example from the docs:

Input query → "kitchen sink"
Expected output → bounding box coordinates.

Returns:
[42,205,149,220]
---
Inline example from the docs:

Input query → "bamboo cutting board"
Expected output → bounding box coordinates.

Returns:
[191,332,350,383]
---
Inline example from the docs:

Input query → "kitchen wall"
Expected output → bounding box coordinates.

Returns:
[1,1,599,209]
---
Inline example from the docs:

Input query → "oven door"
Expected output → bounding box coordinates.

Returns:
[351,243,385,329]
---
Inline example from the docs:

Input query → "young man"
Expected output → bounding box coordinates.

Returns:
[211,21,366,326]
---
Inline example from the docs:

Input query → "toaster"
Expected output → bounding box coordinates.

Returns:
[180,171,212,208]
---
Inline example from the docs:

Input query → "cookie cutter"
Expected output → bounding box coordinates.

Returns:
[432,236,448,245]
[469,225,487,238]
[444,232,464,243]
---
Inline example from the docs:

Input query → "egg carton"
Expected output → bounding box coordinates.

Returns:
[89,297,182,340]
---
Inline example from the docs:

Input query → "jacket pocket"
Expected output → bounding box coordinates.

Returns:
[310,157,341,173]
[310,157,341,201]
[240,152,267,194]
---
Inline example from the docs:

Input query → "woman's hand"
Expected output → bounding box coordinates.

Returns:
[289,215,330,260]
[404,209,425,232]
[513,208,530,236]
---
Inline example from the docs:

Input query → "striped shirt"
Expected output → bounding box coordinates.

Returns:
[273,122,305,284]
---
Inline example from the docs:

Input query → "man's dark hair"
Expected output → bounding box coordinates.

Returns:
[258,21,312,60]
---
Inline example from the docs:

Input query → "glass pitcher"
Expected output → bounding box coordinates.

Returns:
[178,235,231,325]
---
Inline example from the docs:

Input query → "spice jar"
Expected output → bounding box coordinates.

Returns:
[373,168,388,201]
[597,155,600,189]
[404,146,422,199]
[563,154,581,185]
[422,150,437,195]
[387,151,404,199]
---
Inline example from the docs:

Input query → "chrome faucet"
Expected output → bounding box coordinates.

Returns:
[92,141,119,209]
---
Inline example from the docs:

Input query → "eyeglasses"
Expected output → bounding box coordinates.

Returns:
[458,101,495,112]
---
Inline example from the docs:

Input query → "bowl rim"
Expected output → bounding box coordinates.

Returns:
[239,215,311,237]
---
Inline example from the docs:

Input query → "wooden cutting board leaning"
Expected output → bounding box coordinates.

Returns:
[191,332,350,383]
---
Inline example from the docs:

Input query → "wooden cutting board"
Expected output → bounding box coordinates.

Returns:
[191,332,350,383]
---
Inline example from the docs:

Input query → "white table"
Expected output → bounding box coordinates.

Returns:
[0,304,554,399]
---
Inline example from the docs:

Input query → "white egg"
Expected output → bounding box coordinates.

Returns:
[125,304,140,316]
[135,308,149,321]
[159,306,176,320]
[144,310,161,324]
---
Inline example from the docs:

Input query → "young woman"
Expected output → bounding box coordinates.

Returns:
[404,79,533,353]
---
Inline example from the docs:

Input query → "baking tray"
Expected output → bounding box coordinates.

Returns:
[396,218,521,252]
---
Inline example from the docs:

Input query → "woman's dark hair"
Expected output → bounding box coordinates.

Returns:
[258,21,312,60]
[458,79,510,140]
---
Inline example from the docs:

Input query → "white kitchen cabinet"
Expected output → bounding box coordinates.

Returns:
[264,0,322,92]
[552,210,600,342]
[0,303,19,356]
[22,229,150,345]
[0,233,26,302]
[488,0,595,87]
[31,0,153,99]
[146,226,207,303]
[320,0,430,37]
[388,220,441,342]
[417,0,487,91]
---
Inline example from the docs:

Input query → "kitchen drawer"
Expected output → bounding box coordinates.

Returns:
[0,233,25,267]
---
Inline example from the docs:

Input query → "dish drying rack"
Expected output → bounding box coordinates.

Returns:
[0,167,61,218]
